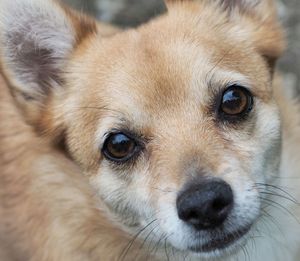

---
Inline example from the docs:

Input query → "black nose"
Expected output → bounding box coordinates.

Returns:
[176,180,234,230]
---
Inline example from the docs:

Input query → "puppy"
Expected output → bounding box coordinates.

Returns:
[0,0,299,260]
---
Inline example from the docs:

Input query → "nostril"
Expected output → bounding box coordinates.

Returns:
[212,199,224,211]
[188,210,198,220]
[212,197,231,212]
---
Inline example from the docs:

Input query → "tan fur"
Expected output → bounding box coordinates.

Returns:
[0,0,299,260]
[0,75,156,260]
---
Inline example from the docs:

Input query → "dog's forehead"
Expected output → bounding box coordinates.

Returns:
[100,41,209,125]
[100,30,261,121]
[80,7,272,131]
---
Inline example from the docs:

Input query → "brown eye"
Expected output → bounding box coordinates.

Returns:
[220,86,253,116]
[102,133,139,162]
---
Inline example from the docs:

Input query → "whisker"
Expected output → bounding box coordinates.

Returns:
[139,223,160,250]
[255,183,298,203]
[254,214,290,252]
[260,208,284,236]
[119,219,157,261]
[259,197,300,224]
[151,233,167,258]
[145,224,161,260]
[164,237,170,261]
[259,191,299,205]
[268,175,300,180]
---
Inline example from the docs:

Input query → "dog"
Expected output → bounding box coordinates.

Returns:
[0,0,299,260]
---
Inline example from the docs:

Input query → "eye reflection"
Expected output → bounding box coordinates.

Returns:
[220,86,253,117]
[102,133,139,162]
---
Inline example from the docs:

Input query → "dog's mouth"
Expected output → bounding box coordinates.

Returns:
[188,225,251,253]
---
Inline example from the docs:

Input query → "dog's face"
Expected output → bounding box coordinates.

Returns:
[0,0,285,259]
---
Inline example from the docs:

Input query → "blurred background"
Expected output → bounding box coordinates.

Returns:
[63,0,300,95]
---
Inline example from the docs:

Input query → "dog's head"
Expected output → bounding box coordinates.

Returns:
[0,0,285,259]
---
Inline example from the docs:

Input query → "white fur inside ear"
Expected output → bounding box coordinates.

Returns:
[0,0,76,98]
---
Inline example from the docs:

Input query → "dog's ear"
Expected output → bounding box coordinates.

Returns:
[165,0,274,13]
[0,0,96,121]
[217,0,269,13]
[165,0,279,24]
[165,0,285,73]
[217,0,285,71]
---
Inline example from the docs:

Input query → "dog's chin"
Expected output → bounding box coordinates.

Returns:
[188,225,251,255]
[169,224,253,260]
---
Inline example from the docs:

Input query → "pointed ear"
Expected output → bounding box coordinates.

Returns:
[165,0,285,72]
[166,0,276,15]
[216,0,280,24]
[218,0,285,70]
[0,0,97,118]
[219,0,263,12]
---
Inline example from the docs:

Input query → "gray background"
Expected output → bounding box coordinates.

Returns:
[64,0,300,94]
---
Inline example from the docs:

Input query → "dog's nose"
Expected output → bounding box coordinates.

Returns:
[176,180,233,230]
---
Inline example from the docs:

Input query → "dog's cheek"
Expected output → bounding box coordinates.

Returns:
[229,103,281,216]
[90,163,155,228]
[221,100,281,183]
[255,103,282,183]
[255,132,281,185]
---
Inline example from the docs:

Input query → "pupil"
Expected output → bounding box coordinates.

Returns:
[221,88,248,115]
[109,134,133,158]
[223,90,242,110]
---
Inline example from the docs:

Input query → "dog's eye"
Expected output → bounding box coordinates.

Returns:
[220,86,253,117]
[102,133,139,162]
